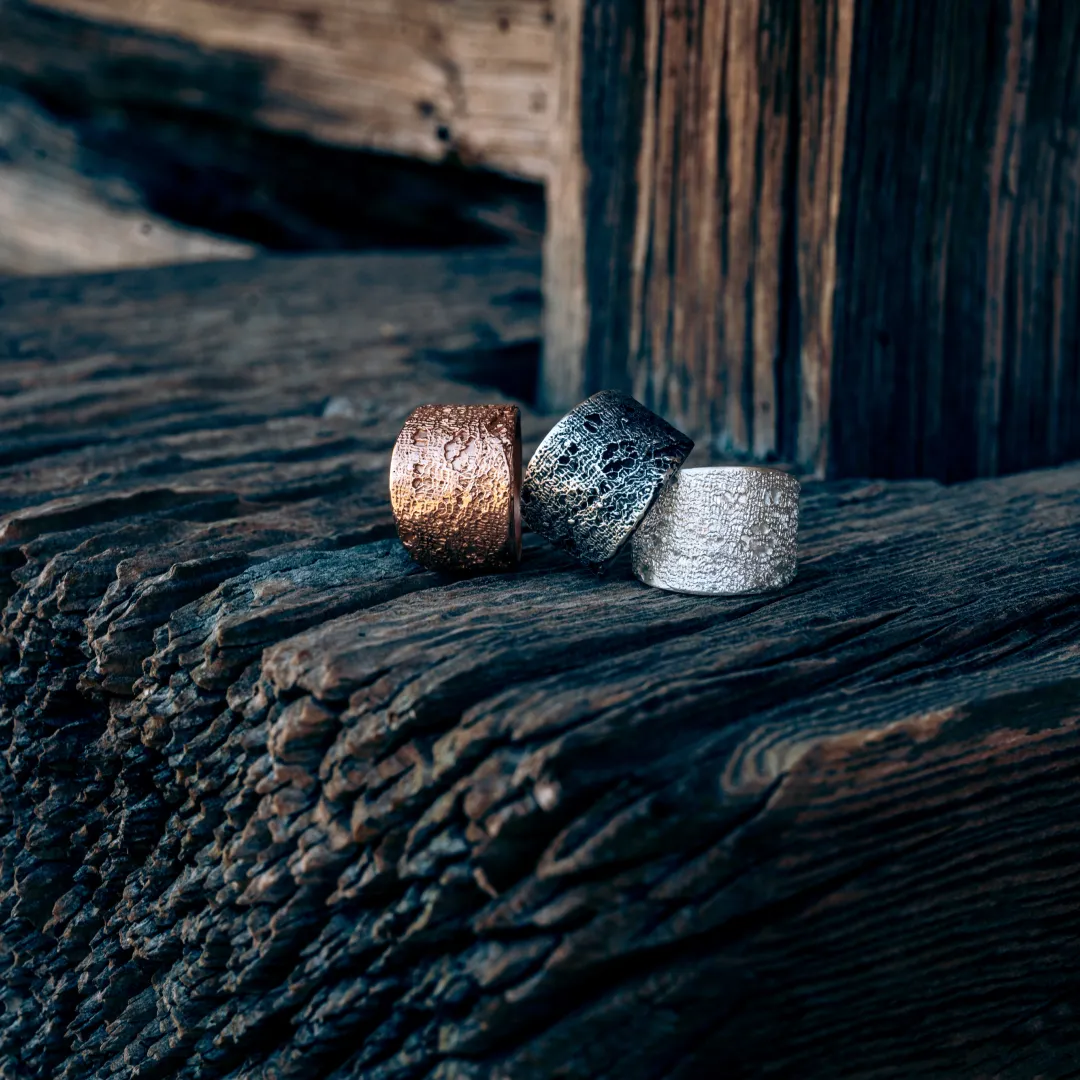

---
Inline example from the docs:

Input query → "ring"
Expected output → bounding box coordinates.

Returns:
[390,404,521,573]
[631,467,800,594]
[521,390,694,571]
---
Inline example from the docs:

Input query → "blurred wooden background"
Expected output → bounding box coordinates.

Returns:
[0,0,552,273]
[10,0,554,175]
[2,0,1079,483]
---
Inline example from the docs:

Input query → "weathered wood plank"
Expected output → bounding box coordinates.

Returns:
[544,0,1080,482]
[9,0,555,179]
[0,1,548,275]
[0,251,1078,1079]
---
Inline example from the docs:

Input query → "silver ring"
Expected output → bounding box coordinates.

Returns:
[631,467,800,595]
[521,390,694,571]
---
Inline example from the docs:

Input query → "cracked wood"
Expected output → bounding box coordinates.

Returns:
[0,250,1078,1078]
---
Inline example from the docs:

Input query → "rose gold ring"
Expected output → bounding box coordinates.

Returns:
[390,404,522,573]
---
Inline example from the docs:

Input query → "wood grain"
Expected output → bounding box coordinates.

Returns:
[16,0,555,179]
[0,1,548,275]
[0,250,1078,1077]
[537,0,589,409]
[795,0,853,474]
[544,0,1080,481]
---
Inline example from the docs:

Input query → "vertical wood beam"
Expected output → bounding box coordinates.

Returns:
[541,0,647,411]
[627,0,800,458]
[541,0,591,410]
[544,0,1080,480]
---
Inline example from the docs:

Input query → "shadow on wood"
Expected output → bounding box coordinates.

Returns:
[0,1,546,274]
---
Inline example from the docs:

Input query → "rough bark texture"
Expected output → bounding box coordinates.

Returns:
[543,0,1080,483]
[1,251,1079,1080]
[0,3,547,275]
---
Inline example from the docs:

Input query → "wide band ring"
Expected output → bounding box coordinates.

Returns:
[390,404,521,573]
[521,390,694,571]
[631,467,800,595]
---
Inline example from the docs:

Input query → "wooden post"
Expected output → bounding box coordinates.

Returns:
[543,0,1080,480]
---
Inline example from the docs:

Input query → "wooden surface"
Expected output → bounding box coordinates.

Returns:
[543,0,1080,483]
[1,251,1079,1079]
[9,0,554,180]
[0,1,548,275]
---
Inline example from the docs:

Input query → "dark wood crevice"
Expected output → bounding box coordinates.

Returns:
[0,0,547,275]
[0,82,544,255]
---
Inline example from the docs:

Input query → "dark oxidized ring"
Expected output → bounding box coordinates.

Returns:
[521,390,694,572]
[631,466,800,594]
[390,404,521,573]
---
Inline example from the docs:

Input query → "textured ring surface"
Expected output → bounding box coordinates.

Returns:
[631,467,800,594]
[521,390,694,571]
[390,403,521,573]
